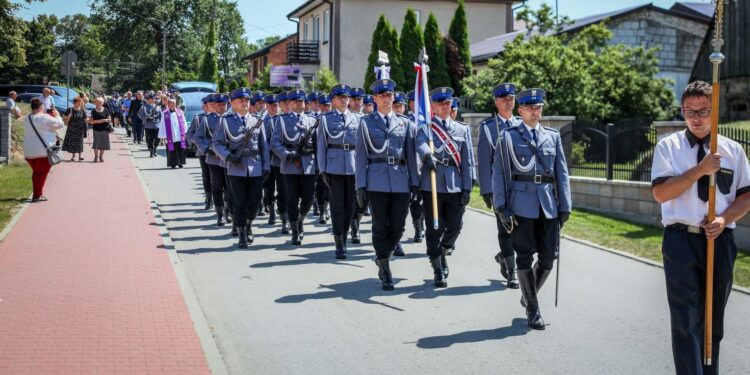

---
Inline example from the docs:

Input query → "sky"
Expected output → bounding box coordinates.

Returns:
[14,0,685,43]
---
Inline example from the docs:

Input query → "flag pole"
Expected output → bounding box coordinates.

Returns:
[705,0,729,366]
[415,48,439,230]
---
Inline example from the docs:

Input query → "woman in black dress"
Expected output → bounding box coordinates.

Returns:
[62,96,88,161]
[88,97,111,163]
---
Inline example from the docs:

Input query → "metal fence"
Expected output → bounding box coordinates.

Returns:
[719,126,750,157]
[570,118,656,182]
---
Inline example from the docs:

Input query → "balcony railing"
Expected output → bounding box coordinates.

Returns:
[286,42,320,64]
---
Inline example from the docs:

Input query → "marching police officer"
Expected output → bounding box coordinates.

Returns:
[651,81,750,374]
[348,87,367,243]
[406,90,425,243]
[253,91,267,119]
[186,94,213,209]
[478,83,522,289]
[317,85,359,259]
[213,88,270,248]
[393,92,406,115]
[355,78,419,291]
[318,94,332,114]
[262,94,290,232]
[416,87,474,288]
[349,87,365,115]
[315,93,332,225]
[492,88,571,330]
[197,93,233,226]
[271,89,318,245]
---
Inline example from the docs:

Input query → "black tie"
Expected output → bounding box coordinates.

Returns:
[697,138,709,202]
[506,120,512,128]
[340,113,346,124]
[531,128,538,143]
[241,116,246,127]
[384,115,390,129]
[442,119,447,129]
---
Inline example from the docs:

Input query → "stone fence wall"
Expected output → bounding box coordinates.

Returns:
[572,176,750,251]
[0,104,10,164]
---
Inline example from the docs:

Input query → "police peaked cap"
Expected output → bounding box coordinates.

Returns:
[264,94,278,104]
[369,79,397,94]
[517,88,546,106]
[393,91,406,104]
[330,84,351,97]
[430,87,454,102]
[229,88,252,100]
[287,89,307,101]
[493,83,516,98]
[349,87,365,98]
[363,95,374,104]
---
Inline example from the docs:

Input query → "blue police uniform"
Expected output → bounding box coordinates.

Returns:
[477,83,522,289]
[354,79,419,291]
[415,87,474,287]
[313,92,332,224]
[260,94,289,232]
[491,88,571,330]
[316,84,360,258]
[195,94,233,226]
[185,94,213,208]
[404,90,424,243]
[270,89,318,244]
[212,88,270,248]
[138,93,163,158]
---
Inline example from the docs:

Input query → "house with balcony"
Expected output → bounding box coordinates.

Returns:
[286,0,521,88]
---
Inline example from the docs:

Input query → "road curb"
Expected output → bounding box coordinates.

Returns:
[466,206,750,296]
[0,194,31,243]
[122,134,229,375]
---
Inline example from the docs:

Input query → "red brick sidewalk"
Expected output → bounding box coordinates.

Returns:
[0,134,210,374]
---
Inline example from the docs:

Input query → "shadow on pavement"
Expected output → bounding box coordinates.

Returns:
[408,279,506,299]
[414,318,531,349]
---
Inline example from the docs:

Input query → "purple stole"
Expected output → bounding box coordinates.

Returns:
[163,109,187,152]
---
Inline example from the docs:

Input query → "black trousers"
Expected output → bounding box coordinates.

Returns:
[512,214,559,271]
[132,117,143,143]
[227,176,264,227]
[494,211,516,258]
[409,193,424,223]
[263,166,287,213]
[662,226,736,375]
[284,174,316,222]
[369,191,410,259]
[198,156,212,194]
[208,164,232,210]
[421,191,464,258]
[328,174,356,236]
[166,143,186,167]
[144,128,159,152]
[316,173,330,207]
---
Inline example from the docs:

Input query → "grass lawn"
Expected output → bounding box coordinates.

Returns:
[469,186,750,288]
[0,161,31,231]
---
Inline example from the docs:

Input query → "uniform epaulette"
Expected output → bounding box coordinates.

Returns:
[508,125,522,132]
[396,114,411,120]
[479,117,493,126]
[543,126,558,133]
[455,120,468,126]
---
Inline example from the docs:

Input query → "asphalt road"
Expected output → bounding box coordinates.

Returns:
[130,139,750,375]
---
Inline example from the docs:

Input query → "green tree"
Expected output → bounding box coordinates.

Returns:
[250,64,273,92]
[385,26,403,88]
[423,13,451,89]
[399,8,424,91]
[364,15,389,89]
[22,15,59,84]
[228,78,239,91]
[448,0,471,95]
[238,75,250,88]
[217,76,227,92]
[313,66,339,93]
[198,16,218,83]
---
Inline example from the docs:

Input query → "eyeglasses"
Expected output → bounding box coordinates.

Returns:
[683,108,711,118]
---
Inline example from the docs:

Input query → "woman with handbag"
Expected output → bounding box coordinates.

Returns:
[23,98,64,202]
[61,96,88,161]
[88,97,112,163]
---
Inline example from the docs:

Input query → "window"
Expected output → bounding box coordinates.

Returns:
[313,16,320,42]
[303,22,309,41]
[323,10,329,43]
[414,10,421,25]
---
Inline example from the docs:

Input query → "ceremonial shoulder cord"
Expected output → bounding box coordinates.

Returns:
[223,114,259,143]
[281,114,308,143]
[361,116,389,154]
[482,115,503,151]
[323,112,348,140]
[503,131,535,173]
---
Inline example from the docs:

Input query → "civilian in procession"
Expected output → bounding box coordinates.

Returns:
[158,98,187,169]
[62,96,88,161]
[23,98,63,202]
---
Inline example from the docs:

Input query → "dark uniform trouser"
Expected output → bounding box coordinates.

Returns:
[198,156,212,194]
[512,213,559,271]
[328,174,356,236]
[368,191,410,259]
[316,173,330,207]
[662,226,736,375]
[409,193,423,222]
[144,128,159,152]
[494,211,515,258]
[284,174,316,222]
[166,143,186,167]
[208,164,232,210]
[263,165,287,213]
[227,176,263,227]
[132,117,144,143]
[421,191,464,258]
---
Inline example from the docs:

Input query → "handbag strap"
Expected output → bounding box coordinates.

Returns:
[28,115,49,149]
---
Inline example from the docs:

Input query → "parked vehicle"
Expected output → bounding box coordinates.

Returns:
[172,81,217,156]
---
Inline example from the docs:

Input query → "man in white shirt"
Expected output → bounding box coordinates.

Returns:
[37,88,54,112]
[652,80,750,375]
[6,91,22,118]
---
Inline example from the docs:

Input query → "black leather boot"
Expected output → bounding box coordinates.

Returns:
[318,202,327,224]
[534,263,552,291]
[291,221,301,245]
[215,206,225,226]
[340,234,348,255]
[313,200,319,216]
[350,216,361,244]
[375,258,395,291]
[334,235,346,259]
[430,257,447,288]
[246,224,254,244]
[518,269,545,330]
[230,223,238,237]
[257,203,265,217]
[413,219,423,243]
[267,203,276,225]
[298,220,304,241]
[440,246,450,279]
[205,195,212,210]
[393,243,405,257]
[224,207,233,224]
[280,213,290,234]
[237,226,248,249]
[506,256,519,289]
